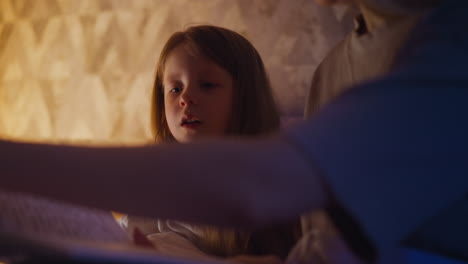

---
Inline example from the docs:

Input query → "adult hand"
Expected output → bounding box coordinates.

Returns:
[132,227,155,248]
[132,228,216,261]
[132,228,282,264]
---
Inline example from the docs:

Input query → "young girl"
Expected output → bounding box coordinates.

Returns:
[123,25,300,260]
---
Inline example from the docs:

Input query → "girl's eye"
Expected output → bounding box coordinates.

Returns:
[169,87,182,94]
[201,82,218,89]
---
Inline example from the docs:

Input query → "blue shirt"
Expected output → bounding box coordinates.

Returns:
[288,0,468,261]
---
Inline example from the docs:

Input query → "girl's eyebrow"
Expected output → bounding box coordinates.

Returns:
[163,73,180,83]
[199,66,224,75]
[163,72,181,83]
[197,71,225,82]
[163,79,183,89]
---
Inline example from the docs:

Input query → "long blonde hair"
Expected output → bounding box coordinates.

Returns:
[150,25,297,258]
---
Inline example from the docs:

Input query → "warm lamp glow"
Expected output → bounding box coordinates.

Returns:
[0,0,352,143]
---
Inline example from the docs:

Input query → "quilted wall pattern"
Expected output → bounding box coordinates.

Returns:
[0,0,356,144]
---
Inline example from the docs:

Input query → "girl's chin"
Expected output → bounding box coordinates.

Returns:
[175,133,204,143]
[175,132,225,143]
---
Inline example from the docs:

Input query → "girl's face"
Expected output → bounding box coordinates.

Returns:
[163,45,234,143]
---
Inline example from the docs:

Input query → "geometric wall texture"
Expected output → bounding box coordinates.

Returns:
[0,0,356,144]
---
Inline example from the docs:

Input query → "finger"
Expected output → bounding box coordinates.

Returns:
[132,227,155,248]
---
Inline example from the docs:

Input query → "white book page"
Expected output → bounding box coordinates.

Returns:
[0,191,130,244]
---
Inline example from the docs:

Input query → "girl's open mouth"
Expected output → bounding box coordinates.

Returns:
[181,117,202,129]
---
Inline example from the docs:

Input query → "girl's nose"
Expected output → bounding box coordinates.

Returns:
[179,88,197,107]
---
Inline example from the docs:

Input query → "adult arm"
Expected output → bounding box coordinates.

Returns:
[0,136,327,230]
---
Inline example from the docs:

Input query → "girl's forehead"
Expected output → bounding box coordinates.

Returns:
[166,45,203,65]
[163,45,229,80]
[168,44,205,64]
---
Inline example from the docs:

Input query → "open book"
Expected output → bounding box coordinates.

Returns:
[0,191,216,264]
[0,191,129,244]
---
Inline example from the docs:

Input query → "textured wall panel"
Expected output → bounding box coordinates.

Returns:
[0,0,356,143]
